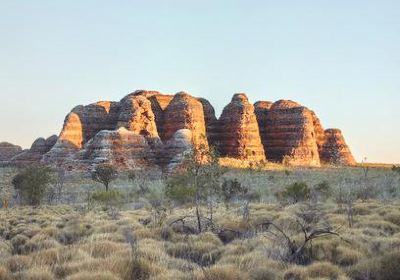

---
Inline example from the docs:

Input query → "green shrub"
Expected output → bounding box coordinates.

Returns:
[12,165,54,206]
[165,175,196,205]
[312,180,331,201]
[276,182,310,204]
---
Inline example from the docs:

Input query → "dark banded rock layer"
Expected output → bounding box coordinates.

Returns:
[319,129,356,165]
[217,94,265,161]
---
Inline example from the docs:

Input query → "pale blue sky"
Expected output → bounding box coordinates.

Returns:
[0,1,399,163]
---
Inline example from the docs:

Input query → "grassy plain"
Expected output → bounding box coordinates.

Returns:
[0,164,399,280]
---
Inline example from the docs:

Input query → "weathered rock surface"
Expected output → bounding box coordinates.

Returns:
[77,127,157,169]
[127,90,174,138]
[217,94,265,161]
[117,95,159,138]
[162,92,208,150]
[158,129,193,172]
[319,129,356,165]
[43,101,121,165]
[263,100,321,166]
[20,90,355,170]
[11,135,57,164]
[0,142,22,163]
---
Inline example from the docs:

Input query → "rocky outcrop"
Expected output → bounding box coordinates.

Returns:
[11,135,57,165]
[263,100,321,166]
[162,92,208,150]
[0,142,22,163]
[319,129,356,165]
[217,94,265,161]
[25,90,355,170]
[158,129,193,172]
[127,90,175,138]
[58,101,120,149]
[117,95,159,139]
[43,101,121,165]
[77,127,157,169]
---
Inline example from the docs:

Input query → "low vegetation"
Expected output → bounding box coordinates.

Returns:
[0,163,399,279]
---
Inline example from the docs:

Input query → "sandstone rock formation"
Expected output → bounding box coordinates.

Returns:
[0,142,22,163]
[77,127,156,169]
[11,135,57,165]
[127,90,174,138]
[162,92,208,150]
[263,100,321,166]
[217,94,265,161]
[319,129,356,165]
[117,94,159,139]
[159,129,193,172]
[13,90,354,170]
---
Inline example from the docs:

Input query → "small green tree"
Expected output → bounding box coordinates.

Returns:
[165,143,224,232]
[276,182,310,205]
[91,164,117,192]
[12,165,54,206]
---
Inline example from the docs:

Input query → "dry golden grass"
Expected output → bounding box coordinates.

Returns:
[0,199,399,279]
[1,165,400,279]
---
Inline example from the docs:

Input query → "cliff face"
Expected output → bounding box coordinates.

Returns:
[319,129,356,165]
[217,94,265,161]
[162,92,208,150]
[9,90,354,170]
[263,100,321,166]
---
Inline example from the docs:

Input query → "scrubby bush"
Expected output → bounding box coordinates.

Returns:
[91,164,117,192]
[312,180,332,202]
[276,182,310,204]
[91,190,123,206]
[165,174,196,205]
[91,190,124,218]
[350,251,400,280]
[392,165,400,175]
[12,165,54,205]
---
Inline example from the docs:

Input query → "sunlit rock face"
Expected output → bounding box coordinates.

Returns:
[126,90,175,139]
[0,142,22,163]
[30,90,355,170]
[319,129,356,166]
[217,94,265,161]
[11,135,57,165]
[43,101,121,166]
[117,94,159,139]
[162,92,209,150]
[263,100,321,166]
